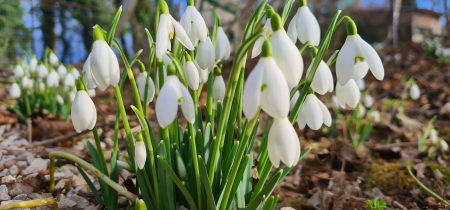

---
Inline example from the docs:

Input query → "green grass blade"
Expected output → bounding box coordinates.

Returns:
[198,157,217,210]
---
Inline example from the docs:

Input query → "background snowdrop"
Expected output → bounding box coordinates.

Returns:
[196,36,215,70]
[215,18,231,60]
[287,0,320,46]
[49,51,59,66]
[212,69,225,102]
[57,64,67,78]
[306,58,334,95]
[64,73,75,88]
[137,61,155,105]
[183,53,199,90]
[46,71,60,87]
[364,94,374,108]
[180,0,207,46]
[38,64,48,78]
[336,79,361,108]
[297,94,331,130]
[9,83,21,98]
[13,65,23,78]
[410,84,420,100]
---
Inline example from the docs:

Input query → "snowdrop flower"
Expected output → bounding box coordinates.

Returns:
[71,68,80,79]
[287,0,320,46]
[306,58,334,95]
[57,64,67,78]
[180,0,207,46]
[71,81,97,133]
[46,71,60,87]
[56,95,64,105]
[355,79,365,91]
[137,61,155,105]
[336,79,361,108]
[135,132,147,170]
[196,36,215,70]
[430,129,438,144]
[69,91,76,102]
[268,117,300,168]
[370,110,380,123]
[39,79,45,91]
[195,59,209,84]
[9,83,21,98]
[410,84,420,100]
[38,64,48,78]
[213,69,226,102]
[49,51,59,66]
[331,95,340,109]
[336,20,384,85]
[440,139,448,151]
[216,22,231,60]
[89,89,96,97]
[82,26,120,91]
[252,14,273,58]
[270,13,304,87]
[156,62,195,128]
[30,56,38,72]
[358,105,366,117]
[364,95,374,108]
[290,86,300,110]
[175,151,188,182]
[243,40,290,120]
[183,53,199,90]
[156,0,194,59]
[22,77,30,89]
[64,73,75,88]
[13,65,23,78]
[298,94,331,130]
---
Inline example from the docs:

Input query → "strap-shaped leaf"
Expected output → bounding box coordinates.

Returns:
[211,7,219,47]
[106,6,123,46]
[281,0,296,24]
[76,165,104,205]
[245,170,282,210]
[198,156,217,210]
[86,141,109,203]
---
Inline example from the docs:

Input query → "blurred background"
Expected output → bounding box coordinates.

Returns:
[0,0,447,67]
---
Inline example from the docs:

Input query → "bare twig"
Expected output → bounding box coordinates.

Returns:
[27,118,32,144]
[393,201,408,210]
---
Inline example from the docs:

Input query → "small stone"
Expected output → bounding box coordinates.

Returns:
[30,158,48,171]
[9,186,24,197]
[424,197,436,206]
[9,165,19,175]
[0,185,11,201]
[1,175,16,184]
[44,172,65,182]
[57,198,77,210]
[55,179,70,193]
[13,194,28,200]
[0,163,4,171]
[26,156,35,165]
[3,160,16,168]
[16,161,27,169]
[118,196,129,207]
[280,208,296,210]
[14,139,29,147]
[22,166,40,176]
[84,205,100,210]
[24,173,43,189]
[28,193,42,200]
[69,194,90,209]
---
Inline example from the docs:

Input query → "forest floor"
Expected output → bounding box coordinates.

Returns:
[0,43,449,210]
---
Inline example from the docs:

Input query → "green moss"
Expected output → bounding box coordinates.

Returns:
[363,161,416,194]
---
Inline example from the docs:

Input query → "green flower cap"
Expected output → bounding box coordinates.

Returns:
[270,13,282,32]
[215,67,222,76]
[137,60,146,73]
[167,61,177,76]
[76,79,85,91]
[346,19,358,35]
[136,131,144,142]
[262,39,272,57]
[187,0,194,6]
[185,52,193,62]
[93,25,105,41]
[160,0,169,14]
[299,0,307,7]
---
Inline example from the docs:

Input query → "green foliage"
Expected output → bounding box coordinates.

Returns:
[366,197,386,210]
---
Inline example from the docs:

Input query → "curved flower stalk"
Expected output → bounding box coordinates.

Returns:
[82,25,120,91]
[270,13,304,87]
[252,9,274,58]
[336,19,384,85]
[364,94,374,108]
[9,83,21,98]
[213,68,226,102]
[30,56,38,72]
[287,0,321,46]
[410,84,420,100]
[13,65,23,78]
[155,62,195,128]
[336,79,361,108]
[196,36,215,70]
[184,52,199,90]
[46,71,60,87]
[57,64,67,78]
[64,73,76,88]
[49,51,59,66]
[180,0,207,46]
[268,117,300,168]
[306,58,334,95]
[135,132,146,170]
[216,21,231,60]
[156,0,194,59]
[138,61,155,105]
[38,64,48,78]
[243,40,290,120]
[71,80,97,132]
[298,94,332,130]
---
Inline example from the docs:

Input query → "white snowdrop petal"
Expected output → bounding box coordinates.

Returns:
[195,59,209,83]
[197,38,215,70]
[351,61,369,80]
[336,37,356,86]
[259,58,290,118]
[180,7,192,37]
[287,12,299,43]
[303,95,323,130]
[216,27,231,60]
[184,61,200,90]
[271,30,303,87]
[243,61,264,119]
[91,41,112,90]
[9,83,21,98]
[172,17,194,51]
[297,105,307,129]
[156,17,169,59]
[290,88,300,110]
[307,60,329,95]
[213,75,226,102]
[410,84,420,100]
[135,141,147,170]
[358,36,384,80]
[317,99,332,127]
[192,8,207,43]
[296,7,321,46]
[155,81,179,128]
[109,48,121,87]
[71,91,96,132]
[57,65,67,78]
[269,118,299,167]
[267,131,281,168]
[178,80,196,124]
[251,37,265,59]
[82,54,98,90]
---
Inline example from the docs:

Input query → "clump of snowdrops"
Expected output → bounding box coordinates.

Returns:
[46,0,385,209]
[8,47,82,122]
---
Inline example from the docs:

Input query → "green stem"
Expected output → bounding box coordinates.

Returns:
[23,91,32,116]
[220,110,260,210]
[93,126,109,175]
[49,151,138,201]
[0,198,58,210]
[163,128,172,167]
[189,123,202,210]
[407,165,450,205]
[207,70,215,133]
[114,86,135,153]
[290,79,306,99]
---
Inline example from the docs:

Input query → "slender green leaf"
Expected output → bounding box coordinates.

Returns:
[246,170,283,210]
[76,165,104,205]
[198,157,217,210]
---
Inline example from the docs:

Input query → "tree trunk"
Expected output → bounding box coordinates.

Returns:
[40,2,56,52]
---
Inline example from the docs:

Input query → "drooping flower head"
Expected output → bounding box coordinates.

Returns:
[196,35,215,71]
[268,117,300,168]
[306,54,334,95]
[252,7,274,58]
[336,20,384,85]
[135,131,147,170]
[287,0,321,46]
[410,84,420,100]
[156,0,194,59]
[9,83,21,98]
[38,64,48,78]
[183,52,199,90]
[82,25,120,91]
[57,64,67,78]
[297,94,332,130]
[137,60,156,105]
[180,0,207,46]
[71,79,97,132]
[30,56,38,72]
[64,73,76,88]
[336,79,361,108]
[270,13,304,87]
[46,70,60,87]
[155,62,195,128]
[212,68,226,102]
[13,65,23,78]
[49,51,59,66]
[215,17,231,60]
